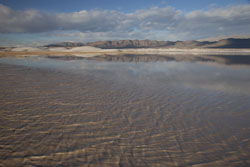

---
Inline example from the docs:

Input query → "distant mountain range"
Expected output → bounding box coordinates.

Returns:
[45,38,250,49]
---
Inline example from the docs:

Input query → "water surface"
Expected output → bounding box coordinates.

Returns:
[0,56,250,167]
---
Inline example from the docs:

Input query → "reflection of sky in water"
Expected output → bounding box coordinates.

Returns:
[1,56,250,95]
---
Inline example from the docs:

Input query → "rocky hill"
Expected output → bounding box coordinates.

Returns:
[84,40,175,49]
[201,38,250,48]
[45,42,84,48]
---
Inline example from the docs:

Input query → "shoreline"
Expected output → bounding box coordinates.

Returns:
[1,48,250,65]
[1,48,250,57]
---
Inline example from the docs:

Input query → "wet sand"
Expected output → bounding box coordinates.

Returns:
[0,57,250,167]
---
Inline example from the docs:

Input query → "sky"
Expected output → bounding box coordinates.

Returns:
[0,0,250,46]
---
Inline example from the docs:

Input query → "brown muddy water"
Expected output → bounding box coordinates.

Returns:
[0,56,250,167]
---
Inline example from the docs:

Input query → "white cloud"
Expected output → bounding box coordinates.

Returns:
[184,5,250,32]
[0,4,250,41]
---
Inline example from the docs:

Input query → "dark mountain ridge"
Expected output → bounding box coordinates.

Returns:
[45,38,250,49]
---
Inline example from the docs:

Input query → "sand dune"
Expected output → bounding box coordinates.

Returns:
[11,47,45,52]
[47,46,103,52]
[68,46,102,52]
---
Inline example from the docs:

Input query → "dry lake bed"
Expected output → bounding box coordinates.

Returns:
[0,55,250,167]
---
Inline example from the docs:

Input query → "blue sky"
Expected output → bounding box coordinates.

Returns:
[0,0,248,12]
[0,0,250,46]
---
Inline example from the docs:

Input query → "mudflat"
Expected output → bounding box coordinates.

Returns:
[0,57,250,167]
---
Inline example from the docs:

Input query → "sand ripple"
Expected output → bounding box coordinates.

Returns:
[0,62,250,167]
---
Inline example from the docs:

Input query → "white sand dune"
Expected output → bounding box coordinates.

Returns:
[47,47,69,52]
[11,47,45,52]
[47,46,102,52]
[68,46,102,52]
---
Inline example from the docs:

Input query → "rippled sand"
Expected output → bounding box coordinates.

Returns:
[0,58,250,167]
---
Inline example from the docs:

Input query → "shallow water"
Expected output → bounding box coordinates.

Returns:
[0,56,250,167]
